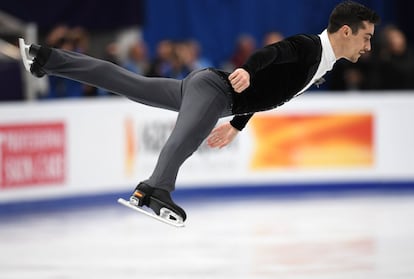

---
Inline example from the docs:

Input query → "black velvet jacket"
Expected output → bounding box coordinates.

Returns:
[224,34,323,130]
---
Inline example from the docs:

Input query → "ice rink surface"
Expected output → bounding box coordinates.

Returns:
[1,193,414,279]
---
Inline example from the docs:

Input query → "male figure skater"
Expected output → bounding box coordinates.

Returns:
[20,1,379,225]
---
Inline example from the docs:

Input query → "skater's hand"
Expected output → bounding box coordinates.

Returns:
[207,122,239,149]
[229,68,250,93]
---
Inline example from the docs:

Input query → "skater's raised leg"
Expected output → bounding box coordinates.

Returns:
[19,38,183,111]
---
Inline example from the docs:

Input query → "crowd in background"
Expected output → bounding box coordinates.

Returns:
[330,24,414,91]
[19,23,414,99]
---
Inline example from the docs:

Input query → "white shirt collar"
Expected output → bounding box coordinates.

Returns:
[295,29,337,96]
[319,29,337,68]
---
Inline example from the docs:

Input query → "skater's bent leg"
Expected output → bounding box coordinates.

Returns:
[144,70,232,192]
[40,47,183,111]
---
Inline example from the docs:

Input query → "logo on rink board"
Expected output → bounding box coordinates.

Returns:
[0,122,66,189]
[250,113,374,169]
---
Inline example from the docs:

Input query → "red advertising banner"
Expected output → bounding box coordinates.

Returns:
[0,122,66,189]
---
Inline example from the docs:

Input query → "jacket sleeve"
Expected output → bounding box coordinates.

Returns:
[229,113,254,131]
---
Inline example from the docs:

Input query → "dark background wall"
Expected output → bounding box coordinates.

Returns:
[141,0,397,65]
[0,0,404,65]
[0,0,144,30]
[1,0,412,101]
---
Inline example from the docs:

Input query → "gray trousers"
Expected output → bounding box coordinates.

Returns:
[42,49,233,192]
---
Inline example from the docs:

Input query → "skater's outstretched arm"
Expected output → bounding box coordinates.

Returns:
[207,122,239,149]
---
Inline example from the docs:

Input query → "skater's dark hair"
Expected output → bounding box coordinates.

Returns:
[328,0,380,34]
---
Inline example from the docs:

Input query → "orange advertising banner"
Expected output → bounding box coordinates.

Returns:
[250,113,374,169]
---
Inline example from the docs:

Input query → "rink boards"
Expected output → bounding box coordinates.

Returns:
[1,93,414,208]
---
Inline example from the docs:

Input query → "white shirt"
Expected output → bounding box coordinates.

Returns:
[295,29,337,97]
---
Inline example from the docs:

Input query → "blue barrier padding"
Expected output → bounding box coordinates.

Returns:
[1,180,414,217]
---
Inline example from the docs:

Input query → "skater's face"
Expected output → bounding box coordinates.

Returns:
[342,21,375,63]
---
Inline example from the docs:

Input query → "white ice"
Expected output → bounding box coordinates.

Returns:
[1,194,414,279]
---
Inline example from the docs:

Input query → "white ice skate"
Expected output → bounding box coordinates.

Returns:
[118,198,185,228]
[19,38,33,72]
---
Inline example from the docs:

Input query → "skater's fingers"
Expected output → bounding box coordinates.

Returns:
[207,139,220,148]
[231,79,249,93]
[207,134,226,148]
[208,129,220,138]
[208,127,225,140]
[229,68,247,81]
[229,68,250,93]
[210,141,227,149]
[234,83,249,93]
[207,134,218,147]
[228,69,241,81]
[209,124,224,134]
[218,140,230,149]
[207,135,222,146]
[207,137,215,146]
[207,135,231,149]
[207,130,219,141]
[208,122,238,148]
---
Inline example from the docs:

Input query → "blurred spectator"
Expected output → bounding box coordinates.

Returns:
[376,24,414,90]
[36,25,102,98]
[166,39,213,79]
[146,39,175,77]
[162,41,192,79]
[328,51,379,91]
[101,41,120,65]
[45,24,70,48]
[122,40,149,75]
[70,26,98,97]
[40,25,85,99]
[222,34,257,71]
[330,24,414,92]
[262,31,284,46]
[69,26,90,54]
[232,34,257,68]
[327,29,381,92]
[182,39,213,70]
[95,41,121,97]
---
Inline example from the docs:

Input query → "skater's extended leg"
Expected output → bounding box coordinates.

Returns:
[24,41,183,111]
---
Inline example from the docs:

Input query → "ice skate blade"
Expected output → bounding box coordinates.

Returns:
[117,198,185,228]
[19,38,33,72]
